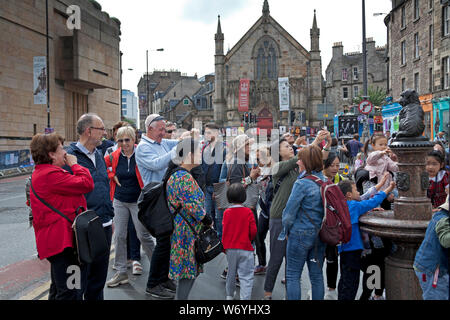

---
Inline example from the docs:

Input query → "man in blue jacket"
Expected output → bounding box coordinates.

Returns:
[65,113,114,300]
[201,123,226,237]
[337,179,395,300]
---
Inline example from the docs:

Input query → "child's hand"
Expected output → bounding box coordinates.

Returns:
[380,172,390,185]
[385,181,396,194]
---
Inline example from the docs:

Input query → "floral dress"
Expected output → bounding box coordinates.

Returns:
[166,170,206,280]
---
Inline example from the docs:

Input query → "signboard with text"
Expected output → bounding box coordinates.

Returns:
[278,77,290,111]
[238,79,250,112]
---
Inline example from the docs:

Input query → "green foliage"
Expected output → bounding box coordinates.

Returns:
[353,86,387,107]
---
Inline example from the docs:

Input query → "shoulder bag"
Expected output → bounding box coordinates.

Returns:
[30,179,109,265]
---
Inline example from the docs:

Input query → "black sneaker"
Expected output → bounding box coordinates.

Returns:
[161,279,176,293]
[145,284,175,299]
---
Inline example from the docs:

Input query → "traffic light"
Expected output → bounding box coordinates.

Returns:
[244,112,249,123]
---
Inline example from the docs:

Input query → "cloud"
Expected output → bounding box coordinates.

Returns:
[181,0,249,24]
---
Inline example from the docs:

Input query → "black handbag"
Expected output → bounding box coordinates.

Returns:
[30,179,109,265]
[177,210,223,264]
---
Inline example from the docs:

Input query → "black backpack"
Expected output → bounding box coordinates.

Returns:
[137,167,186,237]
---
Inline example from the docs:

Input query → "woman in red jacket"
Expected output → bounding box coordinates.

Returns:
[30,133,94,300]
[104,126,155,288]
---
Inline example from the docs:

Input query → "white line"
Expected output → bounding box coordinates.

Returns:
[0,195,24,203]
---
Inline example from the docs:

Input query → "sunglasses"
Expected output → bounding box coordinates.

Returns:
[117,138,131,143]
[167,130,174,134]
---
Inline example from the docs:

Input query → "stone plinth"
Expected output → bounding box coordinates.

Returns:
[359,137,433,300]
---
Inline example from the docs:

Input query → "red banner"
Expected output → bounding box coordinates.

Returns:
[238,79,250,112]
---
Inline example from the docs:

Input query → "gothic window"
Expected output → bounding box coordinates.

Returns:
[254,37,279,80]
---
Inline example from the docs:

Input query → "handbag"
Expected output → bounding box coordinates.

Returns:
[177,210,223,264]
[213,164,260,210]
[30,179,109,265]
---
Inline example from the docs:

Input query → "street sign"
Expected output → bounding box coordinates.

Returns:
[358,99,373,115]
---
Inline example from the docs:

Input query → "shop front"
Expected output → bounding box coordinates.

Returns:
[382,102,402,135]
[432,97,450,138]
[420,94,434,140]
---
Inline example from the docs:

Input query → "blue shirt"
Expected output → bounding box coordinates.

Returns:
[338,191,387,253]
[135,135,179,186]
[346,139,363,157]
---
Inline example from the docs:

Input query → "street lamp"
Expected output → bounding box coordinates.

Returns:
[146,48,164,116]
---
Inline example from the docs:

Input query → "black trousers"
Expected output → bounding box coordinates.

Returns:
[359,247,388,300]
[338,250,362,301]
[47,248,81,300]
[256,213,270,267]
[146,233,171,289]
[325,245,339,289]
[80,226,112,300]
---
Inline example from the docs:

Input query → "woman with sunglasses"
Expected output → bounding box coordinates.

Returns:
[104,126,156,288]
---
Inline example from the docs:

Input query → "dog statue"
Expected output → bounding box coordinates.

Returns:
[395,89,425,139]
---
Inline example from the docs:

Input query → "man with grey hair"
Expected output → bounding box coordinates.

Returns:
[65,113,114,300]
[136,114,191,299]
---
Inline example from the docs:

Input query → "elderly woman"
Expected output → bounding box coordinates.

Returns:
[30,133,94,300]
[104,126,155,288]
[166,138,213,300]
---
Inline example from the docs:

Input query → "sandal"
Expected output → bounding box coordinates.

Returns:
[132,261,143,275]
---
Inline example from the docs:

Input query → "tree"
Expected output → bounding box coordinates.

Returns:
[353,86,387,107]
[122,118,136,128]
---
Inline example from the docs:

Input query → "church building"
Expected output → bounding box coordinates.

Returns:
[213,0,324,132]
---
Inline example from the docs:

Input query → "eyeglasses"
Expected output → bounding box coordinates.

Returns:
[117,138,131,143]
[90,126,106,131]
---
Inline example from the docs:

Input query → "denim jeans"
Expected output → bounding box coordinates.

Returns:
[415,270,449,300]
[205,186,220,234]
[285,229,326,300]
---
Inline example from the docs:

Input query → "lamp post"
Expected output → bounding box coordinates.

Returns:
[146,48,164,116]
[45,0,51,130]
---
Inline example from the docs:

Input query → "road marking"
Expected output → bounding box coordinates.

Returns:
[17,246,116,300]
[19,280,51,300]
[0,195,24,203]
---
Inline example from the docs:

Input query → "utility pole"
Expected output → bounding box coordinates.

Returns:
[46,0,51,129]
[362,0,370,143]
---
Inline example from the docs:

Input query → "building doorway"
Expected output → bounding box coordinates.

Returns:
[257,107,273,135]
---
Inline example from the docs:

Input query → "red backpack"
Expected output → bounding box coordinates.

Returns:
[304,175,352,246]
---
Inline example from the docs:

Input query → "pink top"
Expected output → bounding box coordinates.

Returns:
[364,151,399,190]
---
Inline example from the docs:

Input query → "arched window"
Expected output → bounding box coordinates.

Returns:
[254,37,279,80]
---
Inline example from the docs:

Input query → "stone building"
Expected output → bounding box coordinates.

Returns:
[385,0,450,138]
[325,39,387,113]
[137,70,185,129]
[213,0,324,130]
[0,0,121,152]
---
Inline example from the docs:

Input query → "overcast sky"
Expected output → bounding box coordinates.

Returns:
[97,0,392,95]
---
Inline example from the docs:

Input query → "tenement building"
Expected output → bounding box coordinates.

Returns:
[0,0,121,155]
[385,0,450,138]
[213,0,324,131]
[325,39,387,113]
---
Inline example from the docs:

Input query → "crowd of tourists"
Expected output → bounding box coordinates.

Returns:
[27,113,449,300]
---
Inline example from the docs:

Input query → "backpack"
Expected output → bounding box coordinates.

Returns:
[137,167,186,238]
[304,175,352,246]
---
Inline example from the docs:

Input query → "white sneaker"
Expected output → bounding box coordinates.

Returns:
[305,289,312,300]
[106,272,129,287]
[324,289,338,300]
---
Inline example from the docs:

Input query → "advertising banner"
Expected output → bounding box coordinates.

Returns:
[33,56,47,105]
[238,79,250,112]
[278,77,290,111]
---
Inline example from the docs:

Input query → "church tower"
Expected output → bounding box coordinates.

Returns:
[214,15,226,127]
[309,10,323,125]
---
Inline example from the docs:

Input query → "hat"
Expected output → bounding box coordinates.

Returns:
[438,194,449,211]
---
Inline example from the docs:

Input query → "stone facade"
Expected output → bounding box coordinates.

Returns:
[387,0,450,100]
[0,0,121,151]
[213,1,324,129]
[325,39,387,113]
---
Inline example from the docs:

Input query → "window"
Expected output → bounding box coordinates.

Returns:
[444,6,450,36]
[255,38,278,80]
[342,68,348,81]
[429,25,434,54]
[443,56,450,89]
[414,33,419,59]
[353,67,358,80]
[401,6,406,28]
[402,78,406,91]
[429,0,433,9]
[401,41,406,65]
[414,72,419,92]
[429,68,433,92]
[174,91,176,98]
[414,0,419,20]
[353,86,359,98]
[342,87,349,99]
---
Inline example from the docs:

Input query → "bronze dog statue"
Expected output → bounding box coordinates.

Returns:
[395,89,425,139]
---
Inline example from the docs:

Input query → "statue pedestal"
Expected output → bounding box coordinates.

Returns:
[359,138,433,300]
